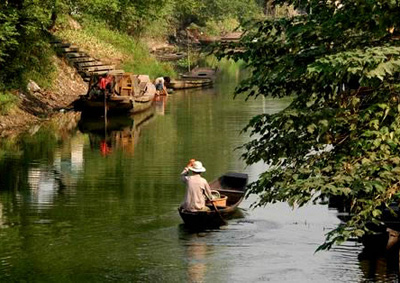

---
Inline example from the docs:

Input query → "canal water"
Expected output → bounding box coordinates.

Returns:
[0,62,398,282]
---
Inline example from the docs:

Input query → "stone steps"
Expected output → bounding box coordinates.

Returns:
[81,65,115,72]
[60,46,80,53]
[74,61,105,68]
[69,57,97,64]
[51,37,121,82]
[65,52,90,59]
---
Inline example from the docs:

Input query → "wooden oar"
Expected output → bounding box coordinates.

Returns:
[207,195,226,226]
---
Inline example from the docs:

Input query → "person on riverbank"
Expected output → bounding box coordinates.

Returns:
[155,77,168,96]
[180,159,212,212]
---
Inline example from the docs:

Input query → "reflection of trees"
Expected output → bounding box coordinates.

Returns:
[0,202,4,227]
[0,115,84,227]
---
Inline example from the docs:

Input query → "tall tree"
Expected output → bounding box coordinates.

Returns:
[217,0,400,249]
[0,0,58,89]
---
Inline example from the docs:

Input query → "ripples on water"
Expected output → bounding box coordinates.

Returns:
[1,64,399,282]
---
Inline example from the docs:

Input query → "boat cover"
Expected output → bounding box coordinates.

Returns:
[219,172,248,191]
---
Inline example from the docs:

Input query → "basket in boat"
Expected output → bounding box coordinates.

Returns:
[205,190,228,207]
[211,195,228,207]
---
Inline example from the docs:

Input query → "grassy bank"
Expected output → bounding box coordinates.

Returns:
[55,16,176,79]
[0,91,18,115]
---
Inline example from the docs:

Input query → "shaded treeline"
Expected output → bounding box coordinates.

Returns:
[0,0,265,93]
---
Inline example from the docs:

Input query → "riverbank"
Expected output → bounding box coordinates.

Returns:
[0,17,174,139]
[0,57,87,138]
[0,15,234,139]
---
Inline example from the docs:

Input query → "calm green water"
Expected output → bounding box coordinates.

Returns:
[0,62,397,282]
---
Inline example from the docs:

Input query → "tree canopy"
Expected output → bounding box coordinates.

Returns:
[0,0,263,91]
[217,0,400,249]
[0,0,58,89]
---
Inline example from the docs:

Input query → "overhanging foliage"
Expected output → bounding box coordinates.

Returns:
[217,0,400,249]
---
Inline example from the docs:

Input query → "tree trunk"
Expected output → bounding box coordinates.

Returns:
[48,10,57,30]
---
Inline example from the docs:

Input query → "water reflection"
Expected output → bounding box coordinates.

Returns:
[27,167,58,206]
[178,225,213,283]
[154,95,168,115]
[2,59,399,282]
[186,240,208,282]
[23,133,86,210]
[78,109,156,156]
[0,202,4,227]
[359,252,399,281]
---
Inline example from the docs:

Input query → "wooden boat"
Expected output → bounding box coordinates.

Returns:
[178,172,248,229]
[329,197,400,252]
[151,46,186,61]
[165,77,213,90]
[75,71,156,115]
[180,67,218,80]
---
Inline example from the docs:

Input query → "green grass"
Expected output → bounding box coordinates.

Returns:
[55,16,176,79]
[25,47,58,90]
[0,91,18,115]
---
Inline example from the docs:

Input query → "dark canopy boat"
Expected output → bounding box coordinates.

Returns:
[178,172,248,229]
[75,71,156,115]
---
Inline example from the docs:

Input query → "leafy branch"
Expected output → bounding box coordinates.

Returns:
[217,0,400,250]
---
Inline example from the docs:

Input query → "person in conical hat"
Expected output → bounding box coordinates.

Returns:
[180,159,212,212]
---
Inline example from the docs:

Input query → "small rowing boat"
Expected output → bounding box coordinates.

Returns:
[165,78,213,90]
[178,172,248,229]
[180,67,218,80]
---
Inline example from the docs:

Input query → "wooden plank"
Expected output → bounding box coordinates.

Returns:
[81,69,124,77]
[67,57,97,63]
[60,46,80,53]
[80,70,109,77]
[52,42,71,48]
[74,61,105,68]
[65,52,89,59]
[81,65,115,72]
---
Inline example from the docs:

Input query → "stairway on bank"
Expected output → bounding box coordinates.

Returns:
[51,38,124,82]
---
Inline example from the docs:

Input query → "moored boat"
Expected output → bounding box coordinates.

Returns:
[75,71,156,115]
[180,67,218,80]
[165,77,213,90]
[178,172,248,229]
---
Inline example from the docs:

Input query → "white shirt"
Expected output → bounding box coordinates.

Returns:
[180,168,212,211]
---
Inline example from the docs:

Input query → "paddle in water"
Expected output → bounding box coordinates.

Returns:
[207,194,227,226]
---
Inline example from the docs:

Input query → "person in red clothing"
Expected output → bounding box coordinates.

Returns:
[98,73,113,97]
[100,140,112,156]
